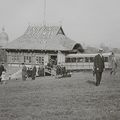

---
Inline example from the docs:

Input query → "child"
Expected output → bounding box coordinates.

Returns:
[1,71,7,84]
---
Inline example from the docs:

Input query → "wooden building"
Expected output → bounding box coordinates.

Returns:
[3,25,84,67]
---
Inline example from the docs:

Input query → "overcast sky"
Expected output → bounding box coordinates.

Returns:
[0,0,120,48]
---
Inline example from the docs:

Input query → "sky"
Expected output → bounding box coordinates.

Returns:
[0,0,120,48]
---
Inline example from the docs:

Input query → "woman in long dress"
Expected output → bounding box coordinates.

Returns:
[1,71,7,84]
[31,65,36,80]
[22,63,27,81]
[110,52,117,75]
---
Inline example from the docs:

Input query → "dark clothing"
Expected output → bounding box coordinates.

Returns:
[0,65,5,82]
[61,67,66,76]
[94,54,105,72]
[95,72,102,86]
[22,65,27,81]
[0,65,5,76]
[56,65,62,75]
[32,66,36,80]
[47,62,53,68]
[27,68,32,78]
[94,54,105,86]
[38,67,44,76]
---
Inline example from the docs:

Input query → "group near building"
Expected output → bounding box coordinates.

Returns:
[2,25,84,67]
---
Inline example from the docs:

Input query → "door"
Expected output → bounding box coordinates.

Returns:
[49,55,57,65]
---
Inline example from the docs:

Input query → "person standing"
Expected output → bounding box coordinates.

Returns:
[38,65,44,77]
[0,63,5,83]
[110,52,117,75]
[32,65,36,80]
[1,70,7,84]
[94,49,105,86]
[22,63,27,81]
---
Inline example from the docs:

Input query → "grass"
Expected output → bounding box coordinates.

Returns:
[0,71,120,120]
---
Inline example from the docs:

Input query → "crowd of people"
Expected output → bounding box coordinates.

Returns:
[21,62,71,81]
[22,63,37,81]
[56,65,71,78]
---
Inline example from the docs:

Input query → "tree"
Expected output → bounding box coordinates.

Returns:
[100,43,110,52]
[0,49,7,63]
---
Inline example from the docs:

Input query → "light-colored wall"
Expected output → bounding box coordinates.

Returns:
[7,51,66,66]
[7,52,47,65]
[44,54,49,65]
[57,52,65,65]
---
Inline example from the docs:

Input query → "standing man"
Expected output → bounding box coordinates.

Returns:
[0,63,5,83]
[94,49,105,86]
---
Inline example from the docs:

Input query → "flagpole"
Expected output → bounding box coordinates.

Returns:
[43,0,46,26]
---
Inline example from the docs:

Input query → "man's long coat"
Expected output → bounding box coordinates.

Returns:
[94,54,105,72]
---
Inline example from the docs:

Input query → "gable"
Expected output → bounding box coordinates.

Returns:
[57,27,65,35]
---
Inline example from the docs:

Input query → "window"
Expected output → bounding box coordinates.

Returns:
[65,58,71,63]
[85,57,89,62]
[104,57,108,62]
[90,57,94,62]
[11,55,19,63]
[24,56,31,63]
[71,58,76,63]
[65,58,76,63]
[66,57,85,63]
[36,56,44,64]
[76,58,84,62]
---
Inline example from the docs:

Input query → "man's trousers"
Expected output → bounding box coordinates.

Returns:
[96,72,103,86]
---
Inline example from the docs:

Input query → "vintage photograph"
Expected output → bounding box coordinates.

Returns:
[0,0,120,119]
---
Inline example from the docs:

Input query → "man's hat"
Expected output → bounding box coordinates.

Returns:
[98,48,104,52]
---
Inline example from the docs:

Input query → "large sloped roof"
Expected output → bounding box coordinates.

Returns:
[3,25,77,51]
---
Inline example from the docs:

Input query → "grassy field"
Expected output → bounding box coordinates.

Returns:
[0,71,120,120]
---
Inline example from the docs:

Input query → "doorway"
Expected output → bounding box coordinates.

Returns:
[49,55,57,65]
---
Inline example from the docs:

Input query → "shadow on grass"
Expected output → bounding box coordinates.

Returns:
[86,80,96,86]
